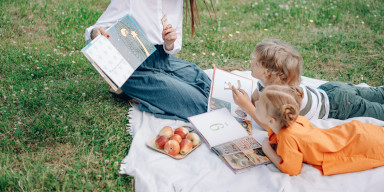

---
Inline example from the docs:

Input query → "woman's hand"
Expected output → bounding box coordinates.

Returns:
[162,24,177,51]
[91,27,109,40]
[232,86,253,113]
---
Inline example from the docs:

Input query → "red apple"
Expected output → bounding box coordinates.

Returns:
[164,140,180,156]
[158,126,173,139]
[170,134,182,143]
[179,139,193,155]
[186,132,201,147]
[155,135,169,149]
[174,127,189,139]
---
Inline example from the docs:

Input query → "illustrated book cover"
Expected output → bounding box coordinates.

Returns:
[188,108,271,174]
[208,68,254,135]
[81,14,156,91]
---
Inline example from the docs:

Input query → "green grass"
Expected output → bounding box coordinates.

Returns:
[1,0,383,191]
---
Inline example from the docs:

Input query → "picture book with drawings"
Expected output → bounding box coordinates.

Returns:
[188,108,271,174]
[208,68,254,135]
[81,14,156,91]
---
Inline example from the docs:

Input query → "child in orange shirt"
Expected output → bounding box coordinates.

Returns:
[247,85,384,176]
[237,39,384,131]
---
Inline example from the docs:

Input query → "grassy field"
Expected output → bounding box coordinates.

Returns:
[1,0,383,191]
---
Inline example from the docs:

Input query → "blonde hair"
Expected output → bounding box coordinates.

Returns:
[252,39,303,86]
[261,85,303,129]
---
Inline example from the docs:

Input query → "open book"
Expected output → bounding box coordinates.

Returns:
[81,14,156,91]
[208,68,254,135]
[188,108,270,174]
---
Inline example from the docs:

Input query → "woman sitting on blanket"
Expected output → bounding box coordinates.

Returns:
[232,39,384,131]
[84,0,214,121]
[257,85,384,176]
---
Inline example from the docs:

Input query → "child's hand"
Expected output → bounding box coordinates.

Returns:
[262,138,270,147]
[162,24,177,51]
[262,138,282,169]
[91,27,109,40]
[251,90,259,106]
[232,86,253,113]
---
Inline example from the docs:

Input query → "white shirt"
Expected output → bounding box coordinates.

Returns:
[84,0,183,55]
[256,81,330,120]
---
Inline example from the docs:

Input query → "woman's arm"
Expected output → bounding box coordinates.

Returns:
[162,20,182,54]
[162,24,177,52]
[162,0,183,55]
[262,138,282,168]
[84,0,129,43]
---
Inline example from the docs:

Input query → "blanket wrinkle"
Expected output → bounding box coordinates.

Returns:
[120,70,384,192]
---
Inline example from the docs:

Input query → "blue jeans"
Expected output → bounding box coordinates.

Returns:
[319,81,384,121]
[121,45,211,121]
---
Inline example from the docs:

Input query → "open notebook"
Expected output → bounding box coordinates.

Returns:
[82,14,156,91]
[208,68,254,135]
[188,108,271,174]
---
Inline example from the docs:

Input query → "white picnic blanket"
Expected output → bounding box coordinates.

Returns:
[120,69,384,192]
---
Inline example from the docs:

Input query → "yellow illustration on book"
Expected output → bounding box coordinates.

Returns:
[120,28,129,37]
[130,30,150,56]
[210,123,225,131]
[120,28,150,56]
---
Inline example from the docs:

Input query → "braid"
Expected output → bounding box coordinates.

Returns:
[280,104,299,128]
[263,85,301,129]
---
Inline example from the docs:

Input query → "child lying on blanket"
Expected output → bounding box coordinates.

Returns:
[233,39,384,131]
[258,85,384,176]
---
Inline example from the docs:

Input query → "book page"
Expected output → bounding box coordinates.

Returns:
[106,15,156,70]
[188,108,249,148]
[83,35,134,87]
[82,14,156,89]
[212,136,270,173]
[208,68,254,135]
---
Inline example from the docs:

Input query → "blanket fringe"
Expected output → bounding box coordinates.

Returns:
[126,103,135,136]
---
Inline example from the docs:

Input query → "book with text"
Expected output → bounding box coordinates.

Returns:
[208,68,254,135]
[81,14,156,91]
[188,108,271,174]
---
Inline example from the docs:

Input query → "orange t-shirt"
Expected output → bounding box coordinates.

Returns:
[268,116,384,176]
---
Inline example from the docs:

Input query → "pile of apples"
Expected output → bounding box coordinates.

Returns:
[155,126,201,156]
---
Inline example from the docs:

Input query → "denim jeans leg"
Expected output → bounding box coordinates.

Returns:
[120,45,211,121]
[121,69,209,121]
[352,84,384,104]
[323,82,384,121]
[165,55,211,98]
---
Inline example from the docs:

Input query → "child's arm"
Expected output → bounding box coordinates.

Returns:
[232,86,270,131]
[231,86,254,113]
[251,90,259,106]
[263,138,304,176]
[262,138,282,168]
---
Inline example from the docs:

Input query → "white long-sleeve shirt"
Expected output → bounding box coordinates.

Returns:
[84,0,183,55]
[256,81,330,120]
